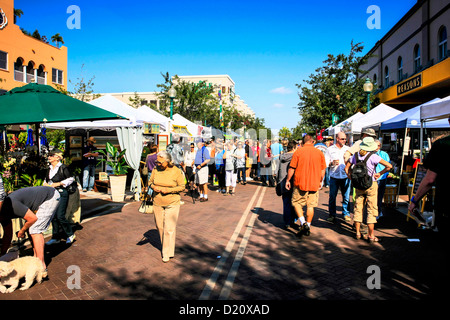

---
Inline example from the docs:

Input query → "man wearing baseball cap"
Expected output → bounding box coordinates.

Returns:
[82,137,99,192]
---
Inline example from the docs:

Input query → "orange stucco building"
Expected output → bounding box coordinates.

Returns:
[0,0,67,94]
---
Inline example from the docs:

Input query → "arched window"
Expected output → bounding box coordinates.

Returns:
[438,26,448,61]
[384,66,390,88]
[397,56,403,81]
[14,57,24,82]
[26,61,35,83]
[37,64,46,84]
[414,44,421,73]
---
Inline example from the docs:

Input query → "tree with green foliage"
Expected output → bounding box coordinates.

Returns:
[129,92,145,109]
[51,33,65,48]
[295,41,379,132]
[278,127,292,139]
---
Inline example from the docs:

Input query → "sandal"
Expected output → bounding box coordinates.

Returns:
[368,236,379,243]
[355,233,362,240]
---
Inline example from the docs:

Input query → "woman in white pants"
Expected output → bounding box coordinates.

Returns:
[223,142,238,196]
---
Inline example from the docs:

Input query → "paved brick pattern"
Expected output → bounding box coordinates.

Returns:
[0,182,448,300]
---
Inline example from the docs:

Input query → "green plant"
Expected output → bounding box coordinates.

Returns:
[21,174,43,187]
[98,142,129,175]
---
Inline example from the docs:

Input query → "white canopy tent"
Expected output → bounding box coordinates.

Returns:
[355,103,402,134]
[419,95,450,160]
[135,105,171,131]
[329,112,365,136]
[173,113,202,137]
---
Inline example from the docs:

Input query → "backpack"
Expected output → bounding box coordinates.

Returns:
[351,151,375,190]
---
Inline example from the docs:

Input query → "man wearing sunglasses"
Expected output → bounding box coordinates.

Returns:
[325,131,351,223]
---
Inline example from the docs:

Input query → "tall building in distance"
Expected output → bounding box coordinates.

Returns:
[0,0,68,94]
[361,0,449,111]
[97,74,256,119]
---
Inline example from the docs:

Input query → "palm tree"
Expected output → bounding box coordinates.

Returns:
[14,8,23,24]
[51,33,65,48]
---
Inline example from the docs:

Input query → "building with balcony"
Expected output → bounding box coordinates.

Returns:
[361,0,449,111]
[0,0,68,94]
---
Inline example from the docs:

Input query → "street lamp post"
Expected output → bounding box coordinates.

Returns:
[218,85,224,133]
[168,86,176,120]
[363,77,373,112]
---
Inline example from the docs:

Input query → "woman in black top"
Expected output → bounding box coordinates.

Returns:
[43,150,76,245]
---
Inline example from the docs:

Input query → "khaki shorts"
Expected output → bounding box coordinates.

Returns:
[195,166,209,185]
[354,182,378,224]
[291,187,319,209]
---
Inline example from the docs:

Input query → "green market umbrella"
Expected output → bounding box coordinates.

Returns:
[0,83,125,125]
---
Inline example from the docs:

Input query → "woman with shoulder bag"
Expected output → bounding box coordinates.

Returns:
[44,149,77,245]
[148,151,185,263]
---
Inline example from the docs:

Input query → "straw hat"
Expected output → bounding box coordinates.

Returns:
[359,137,378,152]
[50,149,64,160]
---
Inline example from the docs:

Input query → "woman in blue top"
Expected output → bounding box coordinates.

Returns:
[375,139,390,219]
[215,140,226,193]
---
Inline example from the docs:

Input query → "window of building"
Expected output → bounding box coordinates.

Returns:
[0,51,7,70]
[384,66,389,88]
[26,61,35,83]
[373,73,377,86]
[52,68,63,85]
[438,26,448,61]
[37,65,46,84]
[414,44,421,73]
[397,56,403,81]
[14,57,24,82]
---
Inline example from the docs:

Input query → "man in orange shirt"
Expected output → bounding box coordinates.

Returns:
[286,134,326,238]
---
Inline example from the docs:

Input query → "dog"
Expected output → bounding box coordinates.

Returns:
[0,256,47,293]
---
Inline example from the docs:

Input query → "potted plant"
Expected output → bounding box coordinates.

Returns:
[98,142,130,202]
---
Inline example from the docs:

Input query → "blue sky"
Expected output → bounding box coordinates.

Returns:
[14,0,417,131]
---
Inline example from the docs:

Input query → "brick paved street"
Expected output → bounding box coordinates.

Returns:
[1,182,448,303]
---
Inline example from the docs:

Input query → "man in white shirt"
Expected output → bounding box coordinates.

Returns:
[325,132,351,223]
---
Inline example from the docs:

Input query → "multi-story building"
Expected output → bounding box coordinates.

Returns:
[361,0,449,111]
[0,0,68,94]
[96,74,256,119]
[176,74,255,118]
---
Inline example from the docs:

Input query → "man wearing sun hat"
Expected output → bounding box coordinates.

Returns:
[345,137,392,242]
[82,137,99,192]
[343,128,377,163]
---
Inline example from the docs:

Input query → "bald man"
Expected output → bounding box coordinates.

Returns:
[325,132,351,223]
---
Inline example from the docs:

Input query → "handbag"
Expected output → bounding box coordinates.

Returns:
[138,193,154,214]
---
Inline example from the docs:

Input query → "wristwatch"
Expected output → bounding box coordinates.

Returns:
[411,196,418,205]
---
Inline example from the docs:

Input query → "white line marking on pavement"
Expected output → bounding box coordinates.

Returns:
[198,185,262,300]
[218,186,267,300]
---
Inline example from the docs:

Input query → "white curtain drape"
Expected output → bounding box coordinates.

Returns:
[116,127,143,199]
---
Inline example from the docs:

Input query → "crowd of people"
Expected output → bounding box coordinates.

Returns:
[1,121,448,267]
[139,129,400,261]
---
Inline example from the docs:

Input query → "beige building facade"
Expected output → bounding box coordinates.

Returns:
[361,0,450,110]
[96,74,255,119]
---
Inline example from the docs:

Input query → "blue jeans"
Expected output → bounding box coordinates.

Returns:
[329,177,351,217]
[82,164,96,191]
[324,167,330,187]
[282,192,296,226]
[237,167,246,183]
[51,188,73,238]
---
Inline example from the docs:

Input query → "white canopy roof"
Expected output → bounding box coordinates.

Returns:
[46,95,171,130]
[421,95,450,122]
[329,112,365,135]
[173,113,202,137]
[45,119,143,130]
[353,103,402,133]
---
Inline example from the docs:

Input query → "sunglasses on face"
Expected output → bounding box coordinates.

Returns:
[155,161,166,165]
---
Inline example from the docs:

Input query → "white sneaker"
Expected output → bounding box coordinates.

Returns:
[66,235,76,244]
[45,239,60,246]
